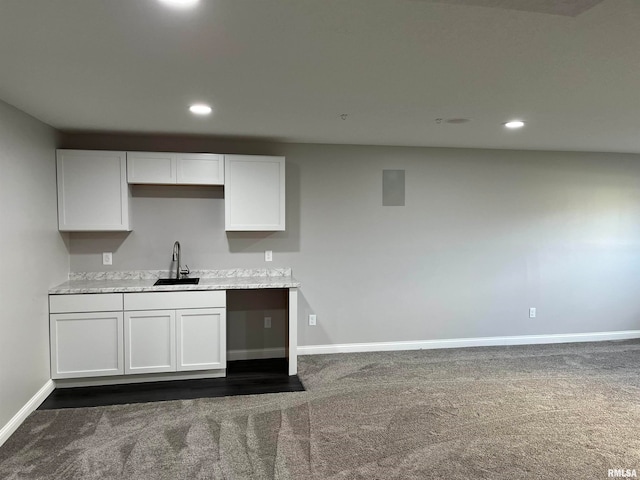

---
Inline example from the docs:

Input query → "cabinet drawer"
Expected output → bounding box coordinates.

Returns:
[50,293,124,313]
[124,291,226,311]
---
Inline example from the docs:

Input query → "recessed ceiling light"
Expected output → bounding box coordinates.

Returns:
[189,104,212,115]
[504,120,525,129]
[158,0,200,9]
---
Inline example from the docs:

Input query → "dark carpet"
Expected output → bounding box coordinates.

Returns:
[2,340,640,479]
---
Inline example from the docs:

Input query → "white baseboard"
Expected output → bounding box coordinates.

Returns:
[297,330,640,356]
[228,347,286,361]
[0,379,55,448]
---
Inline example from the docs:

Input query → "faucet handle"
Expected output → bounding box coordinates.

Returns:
[180,265,190,277]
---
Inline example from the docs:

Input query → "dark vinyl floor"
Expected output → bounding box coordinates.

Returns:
[38,358,305,410]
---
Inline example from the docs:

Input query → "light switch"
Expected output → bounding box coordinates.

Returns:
[102,252,113,265]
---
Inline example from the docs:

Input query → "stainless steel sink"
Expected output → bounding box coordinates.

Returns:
[153,278,200,286]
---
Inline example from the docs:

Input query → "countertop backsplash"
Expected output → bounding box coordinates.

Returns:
[68,268,293,281]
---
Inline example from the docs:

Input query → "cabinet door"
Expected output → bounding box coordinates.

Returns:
[176,308,226,371]
[224,155,285,231]
[124,310,176,374]
[127,152,177,184]
[56,150,130,231]
[176,153,224,185]
[50,312,124,379]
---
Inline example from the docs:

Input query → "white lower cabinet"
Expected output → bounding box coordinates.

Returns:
[50,312,124,379]
[49,291,227,380]
[124,307,226,374]
[177,308,226,371]
[124,310,176,374]
[123,291,227,374]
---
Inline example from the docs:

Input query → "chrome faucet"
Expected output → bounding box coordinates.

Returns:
[172,241,190,279]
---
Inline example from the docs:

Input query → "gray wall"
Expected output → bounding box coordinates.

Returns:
[61,133,640,349]
[0,101,68,430]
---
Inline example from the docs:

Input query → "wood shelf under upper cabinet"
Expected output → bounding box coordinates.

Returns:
[56,150,131,232]
[127,152,224,185]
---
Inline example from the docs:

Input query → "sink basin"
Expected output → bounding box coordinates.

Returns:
[153,278,200,286]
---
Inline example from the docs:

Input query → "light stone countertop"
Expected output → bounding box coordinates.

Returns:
[49,269,300,294]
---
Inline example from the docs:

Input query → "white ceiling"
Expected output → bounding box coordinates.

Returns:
[1,0,639,152]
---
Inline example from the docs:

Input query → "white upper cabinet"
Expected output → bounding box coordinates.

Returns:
[127,152,224,185]
[176,153,224,185]
[56,150,131,231]
[224,155,286,231]
[127,152,176,184]
[57,150,284,232]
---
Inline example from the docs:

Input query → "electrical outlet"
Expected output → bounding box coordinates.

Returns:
[529,307,536,318]
[309,314,317,326]
[265,250,273,262]
[264,317,272,329]
[102,252,113,265]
